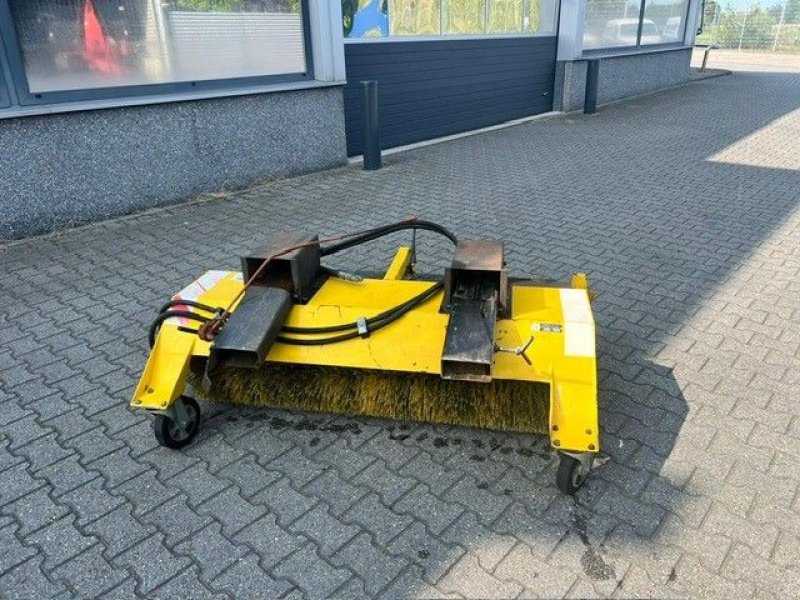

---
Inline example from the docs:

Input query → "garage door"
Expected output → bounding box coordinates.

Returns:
[343,36,558,156]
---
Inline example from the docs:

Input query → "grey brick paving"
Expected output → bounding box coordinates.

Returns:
[2,70,800,598]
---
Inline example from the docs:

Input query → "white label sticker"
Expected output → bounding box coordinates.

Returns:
[559,288,593,323]
[560,289,595,357]
[168,270,231,325]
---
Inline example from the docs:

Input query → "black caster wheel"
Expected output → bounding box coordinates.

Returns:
[153,396,201,449]
[556,453,591,495]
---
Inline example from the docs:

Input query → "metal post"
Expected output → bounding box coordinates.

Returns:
[712,2,720,38]
[773,0,787,51]
[738,10,747,52]
[361,80,382,171]
[584,59,600,115]
[152,0,173,79]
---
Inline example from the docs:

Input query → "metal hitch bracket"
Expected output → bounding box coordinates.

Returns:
[209,286,292,370]
[441,240,507,382]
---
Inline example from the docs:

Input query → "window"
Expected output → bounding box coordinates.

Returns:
[7,0,307,95]
[584,0,643,49]
[524,0,558,34]
[487,0,523,34]
[343,0,558,38]
[444,0,485,34]
[388,0,440,36]
[641,0,689,45]
[583,0,688,50]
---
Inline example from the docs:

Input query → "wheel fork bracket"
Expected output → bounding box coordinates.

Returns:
[560,450,594,473]
[150,397,191,430]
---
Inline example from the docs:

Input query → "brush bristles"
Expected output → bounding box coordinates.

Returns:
[190,364,550,435]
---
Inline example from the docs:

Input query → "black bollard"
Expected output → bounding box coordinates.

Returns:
[584,59,600,115]
[361,80,382,170]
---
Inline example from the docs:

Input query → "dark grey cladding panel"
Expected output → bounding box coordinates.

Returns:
[344,36,557,155]
[0,75,8,108]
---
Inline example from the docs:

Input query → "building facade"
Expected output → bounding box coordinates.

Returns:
[0,0,702,239]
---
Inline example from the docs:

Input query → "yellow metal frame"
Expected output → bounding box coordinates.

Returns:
[132,247,598,454]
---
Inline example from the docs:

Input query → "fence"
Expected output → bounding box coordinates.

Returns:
[696,0,800,54]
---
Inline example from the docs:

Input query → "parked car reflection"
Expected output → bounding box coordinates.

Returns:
[602,18,662,46]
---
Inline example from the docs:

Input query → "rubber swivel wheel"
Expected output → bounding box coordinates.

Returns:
[556,454,590,495]
[153,396,201,449]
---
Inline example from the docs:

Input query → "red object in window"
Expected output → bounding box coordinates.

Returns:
[83,0,122,75]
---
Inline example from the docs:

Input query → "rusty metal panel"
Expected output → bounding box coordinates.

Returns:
[441,239,506,381]
[241,231,320,303]
[444,239,508,316]
[441,287,498,382]
[451,239,504,272]
[210,285,292,369]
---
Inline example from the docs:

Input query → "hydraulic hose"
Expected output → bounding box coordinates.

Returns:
[320,220,458,256]
[151,282,442,348]
[276,282,443,346]
[157,299,219,316]
[282,281,443,335]
[150,218,459,344]
[149,310,210,348]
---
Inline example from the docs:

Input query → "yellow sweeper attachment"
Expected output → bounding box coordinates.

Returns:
[131,220,598,494]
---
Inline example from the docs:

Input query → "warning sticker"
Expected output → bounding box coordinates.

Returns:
[532,323,563,333]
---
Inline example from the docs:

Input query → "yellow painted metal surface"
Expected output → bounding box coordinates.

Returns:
[132,324,198,410]
[571,271,596,302]
[132,268,599,453]
[383,246,413,280]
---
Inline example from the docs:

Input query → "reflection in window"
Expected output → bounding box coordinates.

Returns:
[443,0,485,34]
[345,0,388,37]
[487,0,523,33]
[10,0,306,94]
[583,0,643,49]
[524,0,559,34]
[642,0,688,45]
[389,0,440,36]
[584,0,688,50]
[344,0,558,37]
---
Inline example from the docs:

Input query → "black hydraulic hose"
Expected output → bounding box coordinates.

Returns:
[275,311,399,346]
[152,282,441,348]
[149,310,210,348]
[276,282,443,346]
[158,299,219,315]
[320,220,458,257]
[149,220,456,346]
[282,282,443,335]
[275,329,362,346]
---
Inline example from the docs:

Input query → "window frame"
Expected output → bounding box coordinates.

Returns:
[343,0,560,41]
[0,0,315,110]
[582,0,692,55]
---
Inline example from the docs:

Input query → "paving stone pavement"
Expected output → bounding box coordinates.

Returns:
[1,70,800,599]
